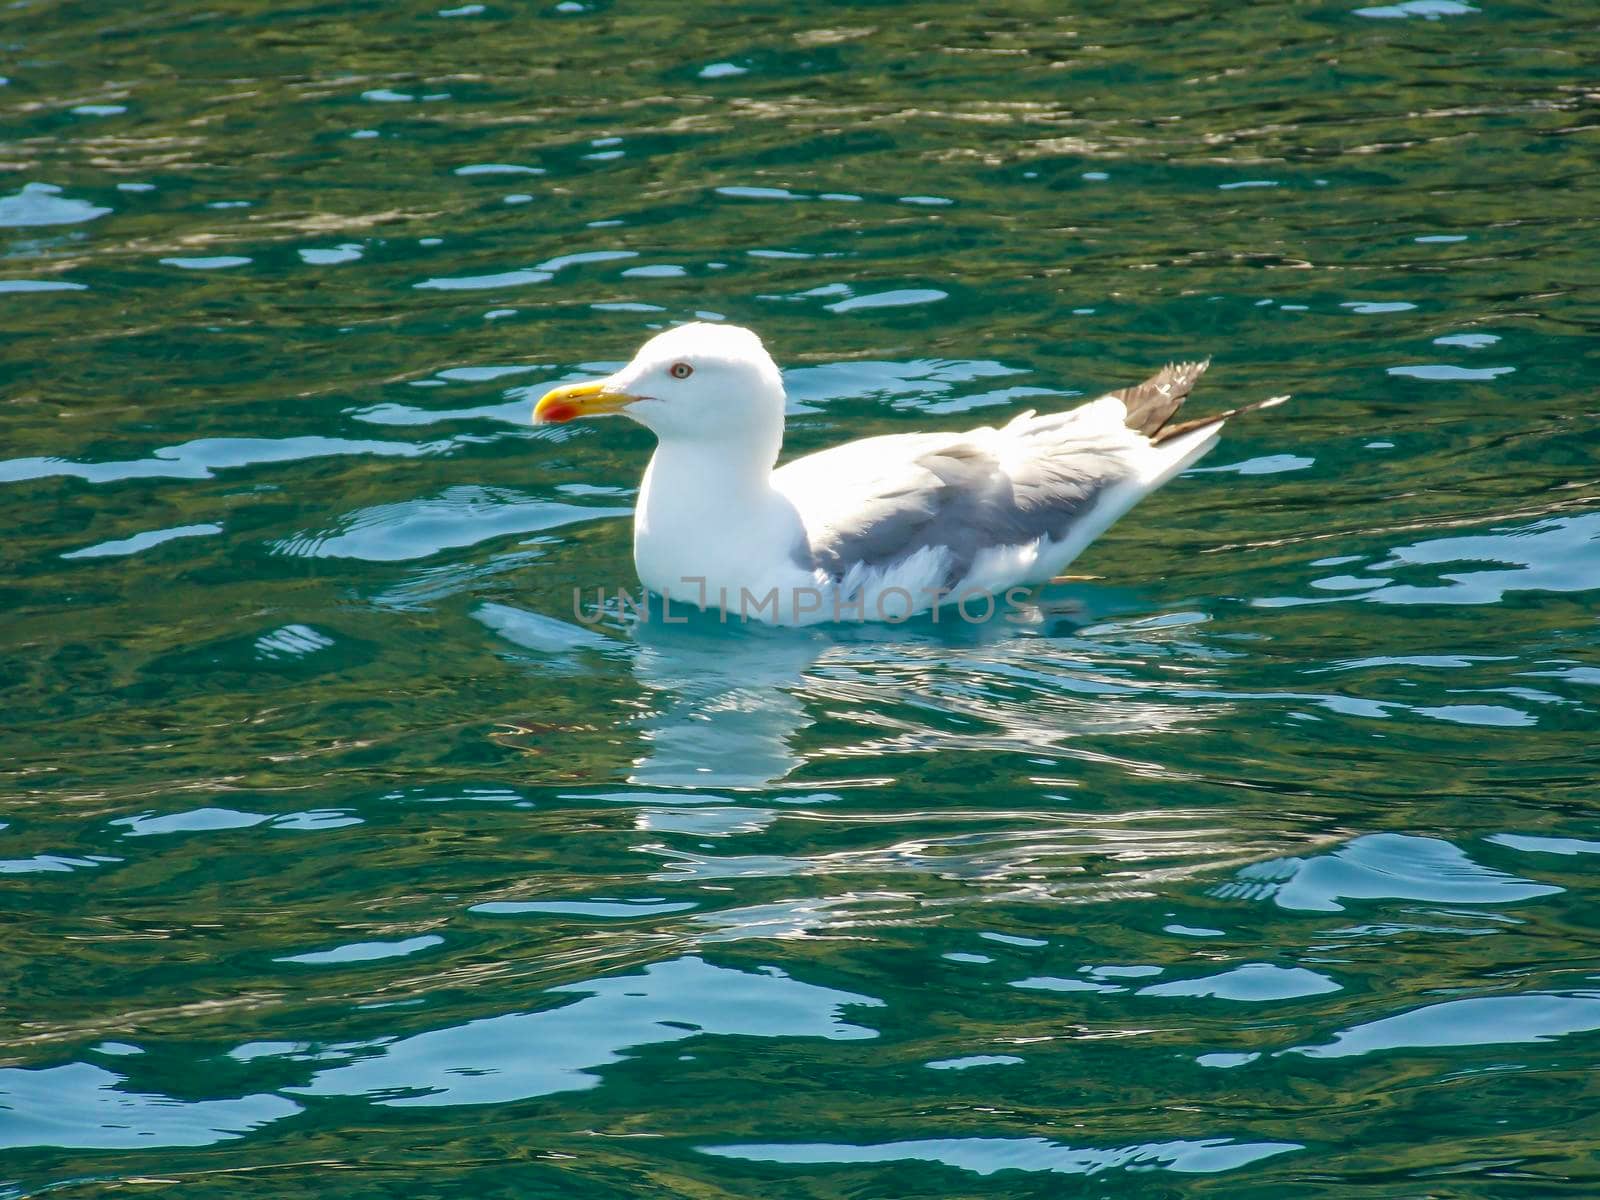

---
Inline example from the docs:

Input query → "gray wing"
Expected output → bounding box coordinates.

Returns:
[774,411,1143,588]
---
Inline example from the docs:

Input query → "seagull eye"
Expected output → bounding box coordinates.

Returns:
[669,362,694,380]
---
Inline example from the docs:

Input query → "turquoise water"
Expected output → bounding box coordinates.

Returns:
[4,1,1600,1194]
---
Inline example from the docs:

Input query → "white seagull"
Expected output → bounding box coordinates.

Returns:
[535,323,1286,625]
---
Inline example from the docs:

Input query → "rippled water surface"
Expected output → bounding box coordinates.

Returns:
[4,1,1600,1195]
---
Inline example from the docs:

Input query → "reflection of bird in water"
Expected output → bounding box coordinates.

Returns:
[474,600,824,787]
[536,323,1287,625]
[480,593,1232,791]
[627,613,824,788]
[476,602,1324,918]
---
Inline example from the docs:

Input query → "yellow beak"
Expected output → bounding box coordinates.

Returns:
[533,380,637,425]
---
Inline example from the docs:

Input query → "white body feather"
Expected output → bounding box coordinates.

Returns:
[638,394,1225,626]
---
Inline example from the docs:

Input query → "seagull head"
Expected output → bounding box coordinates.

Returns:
[534,322,786,446]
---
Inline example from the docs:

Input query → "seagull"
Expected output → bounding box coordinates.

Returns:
[535,323,1287,625]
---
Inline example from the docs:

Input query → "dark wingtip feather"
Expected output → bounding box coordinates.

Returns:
[1151,393,1291,444]
[1112,358,1212,437]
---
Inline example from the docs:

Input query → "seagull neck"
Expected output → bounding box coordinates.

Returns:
[635,432,796,598]
[644,432,780,506]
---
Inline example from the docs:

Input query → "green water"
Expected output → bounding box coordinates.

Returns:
[4,0,1599,1194]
